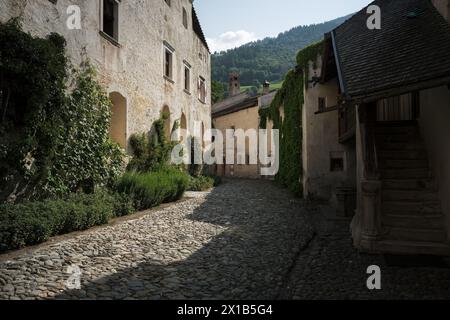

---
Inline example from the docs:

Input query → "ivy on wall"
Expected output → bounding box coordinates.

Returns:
[0,19,124,202]
[127,112,178,173]
[259,41,324,196]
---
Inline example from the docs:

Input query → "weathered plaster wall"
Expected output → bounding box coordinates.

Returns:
[0,0,211,151]
[418,85,450,241]
[302,55,356,200]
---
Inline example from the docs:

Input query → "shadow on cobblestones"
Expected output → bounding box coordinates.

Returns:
[53,179,313,300]
[281,204,450,300]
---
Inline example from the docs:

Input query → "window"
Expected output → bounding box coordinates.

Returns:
[102,0,119,41]
[318,97,326,112]
[184,63,191,92]
[182,8,188,29]
[164,0,171,6]
[164,45,174,80]
[198,77,206,103]
[330,152,345,172]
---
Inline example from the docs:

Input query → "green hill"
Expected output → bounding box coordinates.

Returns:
[211,15,350,87]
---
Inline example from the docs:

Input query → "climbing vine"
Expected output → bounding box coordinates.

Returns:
[259,41,324,196]
[0,19,124,202]
[127,112,178,173]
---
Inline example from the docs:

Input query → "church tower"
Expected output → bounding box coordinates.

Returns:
[228,72,241,96]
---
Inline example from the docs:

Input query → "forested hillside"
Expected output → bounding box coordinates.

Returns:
[211,15,350,86]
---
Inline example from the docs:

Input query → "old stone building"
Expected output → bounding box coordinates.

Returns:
[302,53,357,205]
[0,0,211,150]
[302,0,450,255]
[212,75,277,178]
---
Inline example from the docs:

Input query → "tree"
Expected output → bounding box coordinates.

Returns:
[211,80,225,104]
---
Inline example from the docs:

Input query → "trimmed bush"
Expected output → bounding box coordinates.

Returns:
[111,192,135,217]
[117,167,189,210]
[188,175,215,191]
[0,192,131,253]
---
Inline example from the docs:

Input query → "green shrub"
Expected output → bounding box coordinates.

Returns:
[188,175,215,191]
[127,113,177,173]
[117,167,189,210]
[0,191,131,252]
[111,192,135,217]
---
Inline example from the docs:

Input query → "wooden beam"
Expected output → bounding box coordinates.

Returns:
[352,76,450,104]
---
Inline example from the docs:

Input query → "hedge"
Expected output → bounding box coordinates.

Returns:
[117,167,189,210]
[0,192,134,253]
[0,167,189,253]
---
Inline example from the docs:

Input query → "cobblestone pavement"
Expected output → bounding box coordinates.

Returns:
[0,179,313,300]
[281,204,450,300]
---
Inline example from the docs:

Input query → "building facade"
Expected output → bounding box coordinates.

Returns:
[302,0,450,255]
[212,75,277,179]
[302,53,357,206]
[0,0,212,150]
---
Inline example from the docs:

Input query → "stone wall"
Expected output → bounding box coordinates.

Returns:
[0,0,211,151]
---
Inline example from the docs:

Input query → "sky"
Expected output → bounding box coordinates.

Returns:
[195,0,373,52]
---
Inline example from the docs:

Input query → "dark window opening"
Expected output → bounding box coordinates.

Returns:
[103,0,118,40]
[184,65,190,92]
[198,77,206,103]
[318,97,326,112]
[183,8,188,29]
[164,49,173,79]
[330,157,344,172]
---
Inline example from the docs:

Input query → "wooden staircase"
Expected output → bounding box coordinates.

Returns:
[374,122,450,255]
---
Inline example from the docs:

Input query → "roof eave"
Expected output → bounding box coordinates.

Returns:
[330,30,349,99]
[350,75,450,104]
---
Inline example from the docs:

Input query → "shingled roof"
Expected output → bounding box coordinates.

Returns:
[212,92,258,118]
[331,0,450,101]
[192,7,210,52]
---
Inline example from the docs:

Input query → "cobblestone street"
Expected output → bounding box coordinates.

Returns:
[0,179,313,300]
[1,179,450,300]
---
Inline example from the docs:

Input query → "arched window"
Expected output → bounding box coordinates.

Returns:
[109,92,127,148]
[161,105,171,139]
[180,113,187,142]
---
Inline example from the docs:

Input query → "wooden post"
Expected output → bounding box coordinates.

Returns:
[360,180,382,250]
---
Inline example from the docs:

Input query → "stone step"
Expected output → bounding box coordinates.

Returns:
[377,142,425,151]
[378,150,428,160]
[380,168,431,179]
[382,214,444,230]
[375,123,420,134]
[382,190,439,201]
[375,133,421,143]
[382,179,437,191]
[373,240,450,256]
[385,227,447,243]
[382,200,442,215]
[378,159,429,169]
